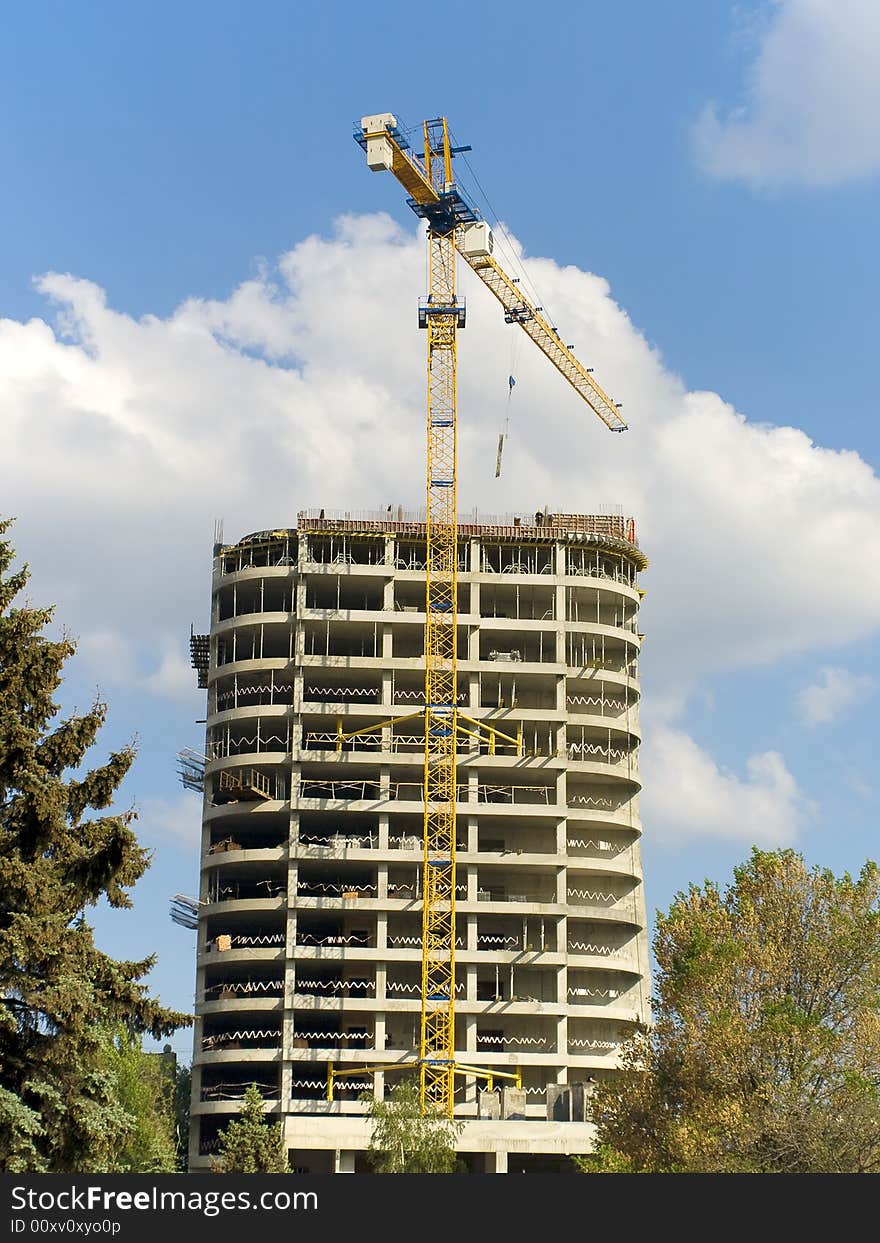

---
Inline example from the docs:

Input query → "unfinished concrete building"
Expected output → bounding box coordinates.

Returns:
[188,508,649,1173]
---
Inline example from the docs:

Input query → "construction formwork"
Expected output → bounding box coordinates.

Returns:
[189,509,650,1173]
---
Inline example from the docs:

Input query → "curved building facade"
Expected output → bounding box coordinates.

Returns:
[189,508,650,1173]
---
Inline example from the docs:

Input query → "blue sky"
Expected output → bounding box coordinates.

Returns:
[2,1,879,1060]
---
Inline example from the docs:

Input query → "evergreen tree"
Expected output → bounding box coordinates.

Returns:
[586,848,880,1173]
[213,1084,287,1173]
[0,520,190,1171]
[367,1077,463,1173]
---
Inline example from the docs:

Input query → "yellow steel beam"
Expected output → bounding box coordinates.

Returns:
[420,118,460,1118]
[457,250,628,432]
[457,711,522,752]
[335,710,425,747]
[452,1063,523,1088]
[452,721,490,746]
[327,1061,416,1100]
[336,710,520,754]
[361,119,439,206]
[327,1059,522,1101]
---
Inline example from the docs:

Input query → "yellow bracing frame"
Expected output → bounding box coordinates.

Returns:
[456,251,627,432]
[421,117,460,1115]
[335,711,522,759]
[326,1061,522,1101]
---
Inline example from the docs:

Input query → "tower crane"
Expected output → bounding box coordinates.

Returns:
[348,113,628,1117]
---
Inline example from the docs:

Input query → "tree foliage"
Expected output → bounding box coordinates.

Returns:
[174,1062,191,1171]
[367,1077,463,1173]
[84,1031,178,1173]
[588,848,880,1173]
[213,1083,287,1173]
[0,520,190,1171]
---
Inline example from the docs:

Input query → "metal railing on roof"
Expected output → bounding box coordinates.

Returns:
[297,508,640,548]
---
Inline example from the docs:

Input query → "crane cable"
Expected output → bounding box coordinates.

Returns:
[451,136,551,316]
[495,328,523,478]
[495,372,515,479]
[451,131,559,481]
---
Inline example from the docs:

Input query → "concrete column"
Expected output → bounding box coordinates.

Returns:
[295,540,307,647]
[468,615,480,661]
[490,1149,508,1174]
[463,536,474,575]
[280,1055,292,1116]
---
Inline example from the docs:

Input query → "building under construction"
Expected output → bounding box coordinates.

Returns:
[187,507,649,1173]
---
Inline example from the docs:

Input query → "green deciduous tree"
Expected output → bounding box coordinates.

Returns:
[87,1031,178,1173]
[367,1077,463,1173]
[174,1062,191,1171]
[213,1083,287,1173]
[0,520,190,1172]
[586,848,880,1173]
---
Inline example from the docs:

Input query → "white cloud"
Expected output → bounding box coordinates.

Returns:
[4,213,880,702]
[4,211,880,853]
[694,0,880,188]
[842,766,872,801]
[798,665,875,724]
[144,636,198,702]
[76,629,139,686]
[140,792,203,849]
[75,629,198,703]
[641,723,808,844]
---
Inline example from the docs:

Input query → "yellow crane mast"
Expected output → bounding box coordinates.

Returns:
[353,112,628,1116]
